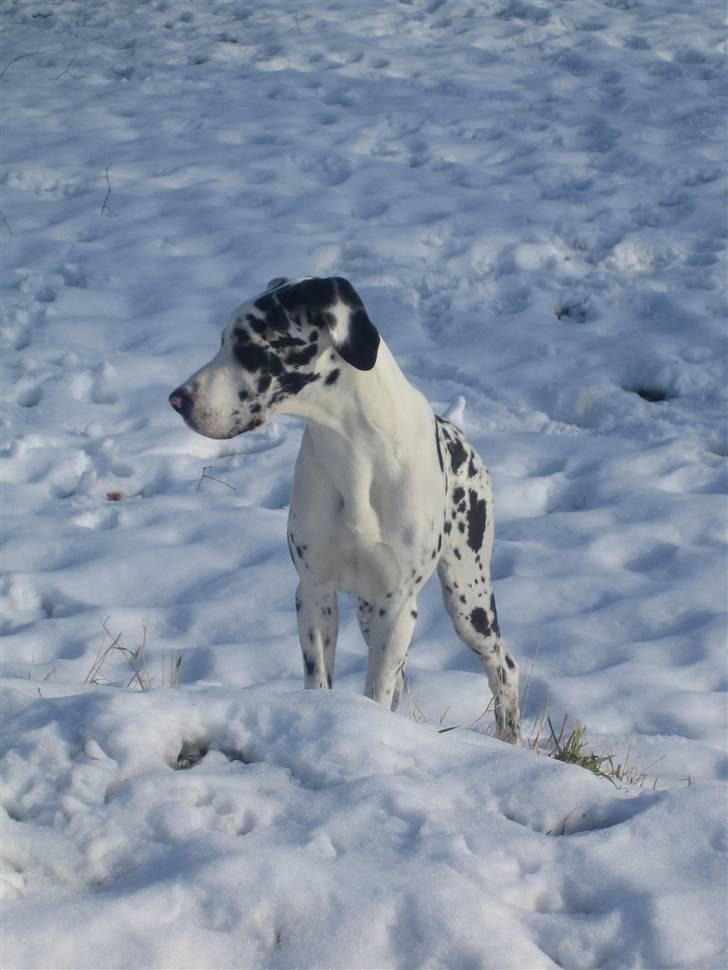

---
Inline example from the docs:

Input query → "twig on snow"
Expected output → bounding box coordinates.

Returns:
[100,166,116,216]
[196,465,236,491]
[0,50,46,81]
[0,210,14,236]
[555,294,590,321]
[55,57,83,80]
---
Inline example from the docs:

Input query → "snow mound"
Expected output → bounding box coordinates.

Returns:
[2,683,725,970]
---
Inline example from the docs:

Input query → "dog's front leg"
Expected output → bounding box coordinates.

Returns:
[296,582,338,690]
[358,596,418,711]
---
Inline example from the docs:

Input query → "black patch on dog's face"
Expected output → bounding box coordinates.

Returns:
[174,276,378,440]
[276,371,319,398]
[278,277,334,312]
[233,340,272,372]
[221,289,330,433]
[287,344,318,368]
[277,277,379,371]
[253,293,289,332]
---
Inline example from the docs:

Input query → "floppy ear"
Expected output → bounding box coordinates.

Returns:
[327,277,380,371]
[276,276,380,371]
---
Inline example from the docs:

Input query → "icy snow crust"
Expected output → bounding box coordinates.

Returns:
[1,1,726,968]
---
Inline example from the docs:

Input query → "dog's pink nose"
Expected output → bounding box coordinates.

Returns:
[169,387,192,416]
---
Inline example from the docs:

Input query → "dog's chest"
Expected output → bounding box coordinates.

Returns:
[295,513,440,602]
[289,456,445,601]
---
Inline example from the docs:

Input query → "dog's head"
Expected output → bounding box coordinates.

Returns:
[169,276,380,439]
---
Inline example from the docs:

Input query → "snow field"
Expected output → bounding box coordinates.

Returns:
[1,1,727,968]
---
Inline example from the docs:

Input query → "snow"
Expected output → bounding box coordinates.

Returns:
[1,1,726,968]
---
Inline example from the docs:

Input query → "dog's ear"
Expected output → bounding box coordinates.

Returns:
[277,276,379,371]
[327,277,380,371]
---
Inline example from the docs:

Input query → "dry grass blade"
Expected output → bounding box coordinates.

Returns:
[84,618,123,685]
[163,651,184,688]
[85,618,153,690]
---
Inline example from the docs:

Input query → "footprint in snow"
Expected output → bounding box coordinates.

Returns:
[12,328,32,351]
[60,264,87,289]
[73,507,120,531]
[70,367,118,405]
[16,384,43,408]
[34,285,56,304]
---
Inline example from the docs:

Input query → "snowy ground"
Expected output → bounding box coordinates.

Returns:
[1,1,727,968]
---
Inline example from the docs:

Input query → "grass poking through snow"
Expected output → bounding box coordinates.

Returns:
[407,668,662,791]
[84,618,183,690]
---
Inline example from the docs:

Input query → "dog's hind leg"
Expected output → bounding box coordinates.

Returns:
[436,418,521,743]
[437,557,520,743]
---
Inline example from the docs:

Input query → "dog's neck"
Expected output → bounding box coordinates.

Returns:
[282,338,427,446]
[281,339,432,527]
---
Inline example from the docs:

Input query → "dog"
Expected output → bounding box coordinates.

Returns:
[169,276,521,743]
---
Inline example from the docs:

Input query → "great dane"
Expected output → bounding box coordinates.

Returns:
[170,276,521,742]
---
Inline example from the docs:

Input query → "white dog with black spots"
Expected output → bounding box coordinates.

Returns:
[170,276,521,743]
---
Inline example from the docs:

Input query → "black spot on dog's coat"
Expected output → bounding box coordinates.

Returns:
[470,607,491,636]
[490,592,501,637]
[435,423,444,472]
[467,489,487,553]
[447,438,468,474]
